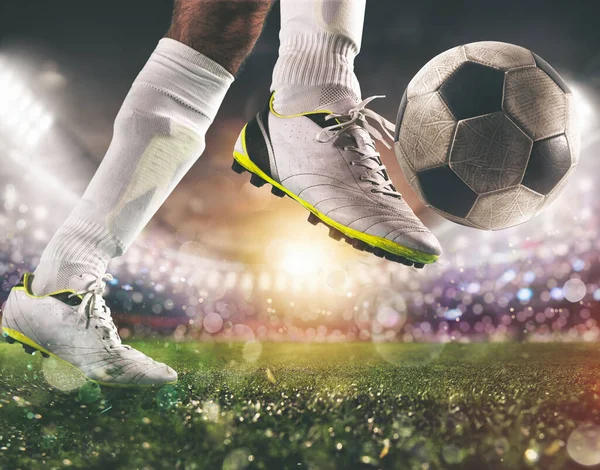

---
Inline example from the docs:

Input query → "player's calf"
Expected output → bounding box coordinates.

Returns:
[166,0,272,74]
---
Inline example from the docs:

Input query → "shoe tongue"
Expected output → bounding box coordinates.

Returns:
[316,96,360,115]
[67,272,100,293]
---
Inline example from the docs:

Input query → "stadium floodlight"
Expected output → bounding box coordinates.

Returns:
[0,63,55,149]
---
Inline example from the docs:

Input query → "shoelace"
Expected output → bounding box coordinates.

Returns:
[68,273,129,350]
[316,95,401,198]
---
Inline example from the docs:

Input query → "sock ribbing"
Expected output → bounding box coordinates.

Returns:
[32,217,123,295]
[271,31,362,115]
[272,31,359,90]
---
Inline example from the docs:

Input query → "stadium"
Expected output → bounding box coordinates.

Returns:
[1,1,600,469]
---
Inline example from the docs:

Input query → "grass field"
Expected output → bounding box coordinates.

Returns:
[1,341,600,470]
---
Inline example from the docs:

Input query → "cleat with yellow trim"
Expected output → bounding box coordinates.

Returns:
[233,94,442,266]
[1,273,177,387]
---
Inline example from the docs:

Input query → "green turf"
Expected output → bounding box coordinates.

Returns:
[1,341,599,470]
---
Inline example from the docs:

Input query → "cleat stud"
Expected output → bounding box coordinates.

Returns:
[344,237,353,245]
[4,335,15,344]
[329,228,343,241]
[399,258,414,267]
[384,253,398,262]
[307,213,320,226]
[373,248,386,258]
[414,262,425,269]
[352,239,366,251]
[41,352,50,359]
[231,160,246,174]
[250,174,266,188]
[271,186,286,198]
[23,345,36,355]
[364,245,374,253]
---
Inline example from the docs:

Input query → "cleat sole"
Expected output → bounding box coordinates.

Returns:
[232,127,439,267]
[250,174,266,188]
[271,186,286,198]
[231,160,246,174]
[352,239,366,251]
[307,213,320,226]
[329,228,343,241]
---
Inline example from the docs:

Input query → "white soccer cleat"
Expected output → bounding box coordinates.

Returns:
[1,273,177,387]
[232,94,441,267]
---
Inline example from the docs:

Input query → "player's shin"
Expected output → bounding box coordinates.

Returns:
[32,38,234,295]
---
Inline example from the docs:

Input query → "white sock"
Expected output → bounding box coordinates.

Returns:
[271,0,366,115]
[32,38,233,295]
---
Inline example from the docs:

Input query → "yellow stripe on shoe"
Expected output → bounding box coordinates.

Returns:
[233,124,439,265]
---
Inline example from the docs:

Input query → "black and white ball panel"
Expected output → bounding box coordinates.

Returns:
[503,66,568,141]
[463,41,535,70]
[394,41,580,230]
[522,134,571,195]
[565,93,581,165]
[449,112,532,194]
[532,52,571,94]
[439,62,505,120]
[467,186,545,230]
[417,166,478,219]
[395,92,457,172]
[406,46,466,100]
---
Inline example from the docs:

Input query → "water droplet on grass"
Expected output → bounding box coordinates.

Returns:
[78,382,102,404]
[156,385,178,410]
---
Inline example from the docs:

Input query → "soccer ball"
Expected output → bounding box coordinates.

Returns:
[394,41,580,230]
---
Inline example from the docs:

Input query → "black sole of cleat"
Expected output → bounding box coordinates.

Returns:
[352,239,366,251]
[4,333,51,358]
[329,228,343,241]
[307,213,320,226]
[271,186,286,198]
[250,174,266,188]
[398,257,414,267]
[231,160,246,174]
[414,262,425,269]
[373,248,386,258]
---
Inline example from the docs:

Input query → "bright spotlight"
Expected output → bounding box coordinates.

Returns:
[570,85,595,130]
[279,242,328,277]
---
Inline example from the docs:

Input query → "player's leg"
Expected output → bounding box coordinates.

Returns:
[166,0,272,75]
[1,0,272,387]
[233,0,441,267]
